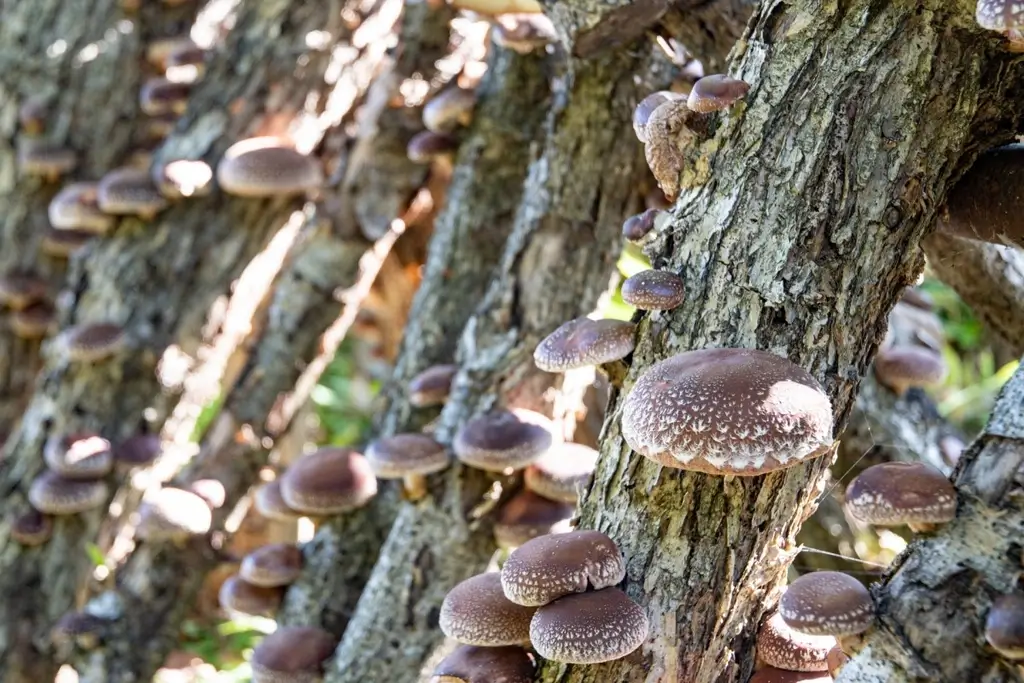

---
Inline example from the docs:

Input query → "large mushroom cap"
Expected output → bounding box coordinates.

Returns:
[501,530,625,607]
[453,409,553,472]
[241,543,304,587]
[365,433,450,479]
[845,461,956,527]
[218,575,283,618]
[43,432,113,479]
[494,490,574,549]
[28,471,109,515]
[533,318,636,373]
[756,609,835,672]
[780,571,874,637]
[977,0,1024,32]
[621,348,833,474]
[439,572,538,646]
[529,587,648,664]
[216,137,323,197]
[251,625,338,683]
[985,593,1024,659]
[524,442,598,503]
[279,447,377,515]
[430,644,535,683]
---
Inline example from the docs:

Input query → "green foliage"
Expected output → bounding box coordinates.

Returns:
[311,339,377,446]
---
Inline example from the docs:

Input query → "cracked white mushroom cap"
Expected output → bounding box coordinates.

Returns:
[440,572,538,646]
[429,644,535,683]
[533,318,636,373]
[216,137,323,197]
[756,609,835,672]
[240,543,304,588]
[501,531,625,607]
[621,348,833,474]
[28,471,109,515]
[279,447,378,515]
[453,409,553,472]
[524,442,598,503]
[43,432,113,479]
[845,461,956,527]
[529,587,648,664]
[251,625,338,683]
[780,571,874,637]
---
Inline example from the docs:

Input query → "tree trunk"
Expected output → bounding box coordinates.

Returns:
[839,362,1024,682]
[534,0,1024,680]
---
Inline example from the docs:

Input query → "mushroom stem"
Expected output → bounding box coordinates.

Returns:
[403,473,428,501]
[907,521,938,534]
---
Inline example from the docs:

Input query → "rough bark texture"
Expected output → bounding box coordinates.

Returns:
[840,364,1024,683]
[925,232,1024,356]
[534,0,1024,680]
[661,0,755,72]
[0,0,369,679]
[325,43,673,683]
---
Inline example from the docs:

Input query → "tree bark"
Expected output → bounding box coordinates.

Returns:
[534,1,1024,681]
[839,362,1024,683]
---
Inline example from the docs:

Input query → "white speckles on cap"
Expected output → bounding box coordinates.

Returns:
[533,318,635,373]
[439,573,537,646]
[529,587,648,664]
[501,531,625,607]
[779,572,874,637]
[756,609,835,672]
[845,461,956,527]
[620,348,833,475]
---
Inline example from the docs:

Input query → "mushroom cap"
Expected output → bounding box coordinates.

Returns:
[48,183,113,233]
[240,543,304,587]
[52,611,107,650]
[533,318,636,373]
[17,140,77,177]
[28,471,109,514]
[936,144,1024,245]
[63,322,126,362]
[686,74,750,113]
[619,269,685,310]
[453,409,553,472]
[749,668,832,683]
[139,77,192,115]
[423,88,477,133]
[501,531,625,607]
[439,572,537,646]
[756,610,835,672]
[218,575,283,618]
[494,490,574,549]
[254,480,304,521]
[408,364,459,407]
[622,209,659,242]
[153,159,214,198]
[985,593,1024,659]
[430,644,535,683]
[529,587,648,664]
[40,228,94,258]
[113,434,162,467]
[11,508,54,546]
[492,14,557,55]
[11,302,56,339]
[251,626,338,683]
[97,168,168,216]
[136,487,213,541]
[524,442,598,503]
[845,461,956,527]
[780,572,874,637]
[977,0,1024,31]
[0,272,48,310]
[633,91,681,143]
[217,138,323,197]
[365,433,450,478]
[279,447,378,515]
[407,131,459,163]
[43,432,113,479]
[621,348,834,474]
[873,345,947,393]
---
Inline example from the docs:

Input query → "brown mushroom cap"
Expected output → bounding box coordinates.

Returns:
[529,587,648,664]
[407,131,459,163]
[97,168,168,217]
[251,626,338,683]
[494,490,574,549]
[11,302,56,340]
[217,138,323,197]
[279,447,377,515]
[423,88,477,133]
[622,208,660,242]
[757,609,835,672]
[11,508,54,546]
[63,322,126,362]
[985,593,1024,659]
[52,611,107,651]
[845,461,956,527]
[365,433,450,478]
[501,531,625,607]
[140,77,192,116]
[0,273,48,310]
[686,74,750,113]
[749,668,832,683]
[873,345,947,395]
[241,543,304,588]
[136,487,213,542]
[218,575,283,618]
[937,144,1024,245]
[524,442,598,503]
[153,159,214,198]
[633,91,682,143]
[429,644,535,683]
[621,348,833,474]
[28,471,109,514]
[439,572,538,646]
[620,269,685,310]
[533,318,636,373]
[254,480,304,521]
[408,364,459,407]
[453,409,553,472]
[40,228,94,258]
[48,183,113,234]
[113,434,162,467]
[17,139,77,178]
[43,432,113,479]
[780,572,874,637]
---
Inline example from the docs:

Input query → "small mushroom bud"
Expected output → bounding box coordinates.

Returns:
[408,363,459,407]
[48,183,114,234]
[366,433,450,500]
[11,302,56,340]
[62,322,126,362]
[845,461,956,532]
[139,77,192,116]
[423,87,477,133]
[11,508,54,546]
[430,644,535,683]
[985,593,1024,659]
[217,137,324,197]
[250,626,338,683]
[453,409,553,472]
[620,269,685,310]
[780,571,874,637]
[686,74,751,113]
[622,208,660,242]
[43,432,113,479]
[501,531,625,606]
[533,318,636,373]
[530,587,648,664]
[218,575,283,618]
[28,471,109,515]
[440,572,537,646]
[97,168,168,219]
[279,447,378,515]
[407,131,459,163]
[873,345,947,395]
